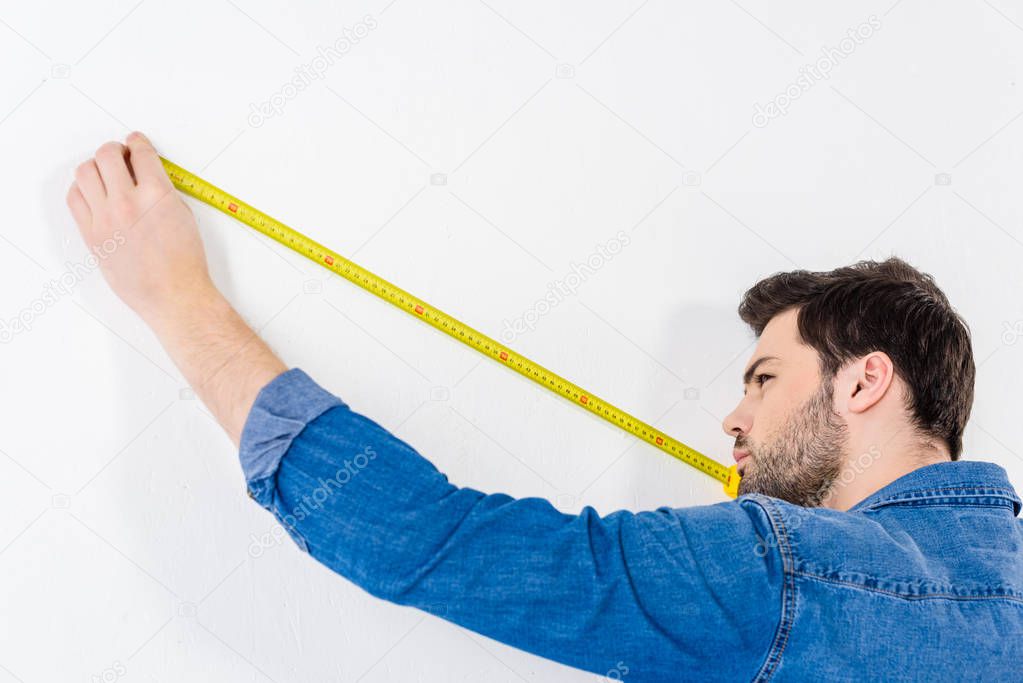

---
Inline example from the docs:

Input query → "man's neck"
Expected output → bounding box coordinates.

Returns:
[821,430,952,511]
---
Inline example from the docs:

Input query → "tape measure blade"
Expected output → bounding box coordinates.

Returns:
[159,156,736,491]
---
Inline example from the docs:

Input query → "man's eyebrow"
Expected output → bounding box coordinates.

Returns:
[742,356,780,388]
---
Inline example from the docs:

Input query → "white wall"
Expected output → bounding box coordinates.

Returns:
[1,1,1021,680]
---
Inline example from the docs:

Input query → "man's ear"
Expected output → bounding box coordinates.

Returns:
[846,352,895,415]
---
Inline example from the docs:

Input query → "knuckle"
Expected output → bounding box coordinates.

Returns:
[128,141,156,160]
[107,196,137,222]
[137,183,167,205]
[96,141,124,160]
[74,161,93,180]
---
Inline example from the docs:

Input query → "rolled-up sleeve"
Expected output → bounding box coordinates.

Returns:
[237,367,783,682]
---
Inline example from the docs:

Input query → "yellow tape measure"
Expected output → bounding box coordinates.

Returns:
[159,157,741,498]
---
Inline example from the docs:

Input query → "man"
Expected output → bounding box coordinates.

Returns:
[67,134,1023,682]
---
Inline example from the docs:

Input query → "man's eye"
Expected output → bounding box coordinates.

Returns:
[755,373,773,386]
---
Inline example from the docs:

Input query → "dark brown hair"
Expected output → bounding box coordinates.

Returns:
[737,256,975,460]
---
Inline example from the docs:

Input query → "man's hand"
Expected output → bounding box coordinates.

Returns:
[66,132,215,331]
[67,132,287,446]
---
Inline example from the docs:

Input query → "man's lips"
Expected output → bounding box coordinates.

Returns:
[733,450,751,474]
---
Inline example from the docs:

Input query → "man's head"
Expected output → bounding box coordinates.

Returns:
[722,257,975,508]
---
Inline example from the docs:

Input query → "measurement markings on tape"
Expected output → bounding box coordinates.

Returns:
[159,156,741,498]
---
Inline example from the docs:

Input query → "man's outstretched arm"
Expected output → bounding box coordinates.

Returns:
[66,132,287,445]
[69,136,784,683]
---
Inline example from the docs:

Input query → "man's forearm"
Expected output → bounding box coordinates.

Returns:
[65,132,287,446]
[149,287,288,447]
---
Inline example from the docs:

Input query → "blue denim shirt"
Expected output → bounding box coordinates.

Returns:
[239,368,1023,682]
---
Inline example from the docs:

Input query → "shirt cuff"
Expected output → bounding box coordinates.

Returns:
[238,367,347,506]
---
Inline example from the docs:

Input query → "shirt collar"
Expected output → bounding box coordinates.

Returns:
[847,460,1022,516]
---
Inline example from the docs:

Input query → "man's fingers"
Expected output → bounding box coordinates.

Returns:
[125,131,171,190]
[94,141,134,195]
[74,159,105,205]
[66,183,92,231]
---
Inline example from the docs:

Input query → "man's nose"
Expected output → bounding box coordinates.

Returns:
[722,400,751,438]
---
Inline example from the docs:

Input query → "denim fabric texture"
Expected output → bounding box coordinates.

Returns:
[238,367,1023,682]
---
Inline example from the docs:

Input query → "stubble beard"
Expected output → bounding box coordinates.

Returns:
[736,376,850,507]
